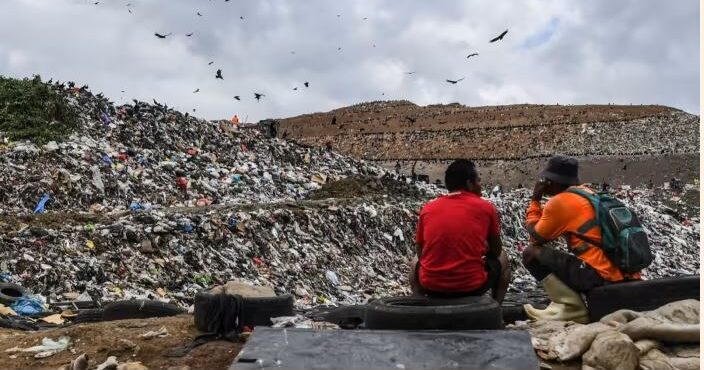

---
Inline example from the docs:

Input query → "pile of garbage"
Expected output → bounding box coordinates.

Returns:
[1,187,698,310]
[0,79,699,313]
[298,110,699,161]
[0,81,397,214]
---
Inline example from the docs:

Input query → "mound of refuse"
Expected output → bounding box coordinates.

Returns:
[0,77,402,214]
[0,77,699,311]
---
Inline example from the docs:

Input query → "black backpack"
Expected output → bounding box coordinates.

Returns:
[567,188,653,273]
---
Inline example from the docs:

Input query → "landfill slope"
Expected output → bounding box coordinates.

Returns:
[276,101,699,186]
[0,79,699,310]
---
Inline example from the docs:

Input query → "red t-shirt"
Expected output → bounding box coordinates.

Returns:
[416,191,501,292]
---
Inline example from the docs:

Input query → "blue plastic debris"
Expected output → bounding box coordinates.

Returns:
[11,296,44,316]
[228,216,238,230]
[0,273,11,283]
[129,202,152,212]
[129,202,144,211]
[34,194,50,214]
[232,174,242,183]
[101,112,111,127]
[182,222,194,233]
[102,154,113,165]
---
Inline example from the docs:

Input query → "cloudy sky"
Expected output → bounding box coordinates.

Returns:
[1,0,699,121]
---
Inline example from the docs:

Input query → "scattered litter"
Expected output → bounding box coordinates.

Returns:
[5,336,71,358]
[40,313,65,325]
[139,326,169,340]
[10,296,45,316]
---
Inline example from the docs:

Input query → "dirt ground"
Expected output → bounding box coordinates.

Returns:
[277,102,672,137]
[0,315,242,370]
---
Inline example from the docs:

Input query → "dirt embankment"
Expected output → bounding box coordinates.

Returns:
[0,315,241,370]
[275,102,699,187]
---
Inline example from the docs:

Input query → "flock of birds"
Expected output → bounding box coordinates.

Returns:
[91,0,510,106]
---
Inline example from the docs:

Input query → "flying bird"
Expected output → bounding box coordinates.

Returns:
[490,29,508,43]
[240,16,244,20]
[254,93,265,101]
[208,61,214,65]
[446,78,465,84]
[197,12,203,16]
[293,87,298,91]
[186,32,194,37]
[193,89,200,93]
[405,71,416,75]
[233,96,240,101]
[304,82,309,87]
[466,53,479,58]
[337,47,342,51]
[215,69,223,79]
[363,17,368,20]
[154,32,172,39]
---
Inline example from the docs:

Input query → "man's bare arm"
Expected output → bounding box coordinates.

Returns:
[487,233,502,258]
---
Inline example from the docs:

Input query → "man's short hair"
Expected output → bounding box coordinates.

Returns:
[445,159,478,191]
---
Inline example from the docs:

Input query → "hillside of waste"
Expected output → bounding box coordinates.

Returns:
[0,77,699,309]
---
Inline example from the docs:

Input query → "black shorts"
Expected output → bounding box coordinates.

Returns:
[418,256,502,298]
[523,247,606,292]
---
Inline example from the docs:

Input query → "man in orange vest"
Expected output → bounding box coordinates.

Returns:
[522,155,639,323]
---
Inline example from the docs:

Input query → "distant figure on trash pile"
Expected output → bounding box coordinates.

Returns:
[522,155,652,324]
[410,159,511,303]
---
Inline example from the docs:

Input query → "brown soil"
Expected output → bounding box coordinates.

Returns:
[305,176,426,200]
[0,315,242,370]
[277,101,672,137]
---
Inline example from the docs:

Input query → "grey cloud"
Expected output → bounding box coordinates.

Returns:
[0,0,698,122]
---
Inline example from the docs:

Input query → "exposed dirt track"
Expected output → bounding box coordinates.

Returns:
[0,315,242,370]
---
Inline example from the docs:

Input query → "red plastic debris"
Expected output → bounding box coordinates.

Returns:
[187,147,198,157]
[240,143,248,152]
[196,197,211,207]
[176,177,188,191]
[253,257,264,266]
[242,326,253,333]
[118,152,129,161]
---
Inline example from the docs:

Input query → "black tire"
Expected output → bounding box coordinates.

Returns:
[0,283,25,305]
[320,305,366,329]
[194,292,294,333]
[73,309,104,324]
[102,300,184,321]
[586,275,700,322]
[240,295,294,328]
[365,295,503,330]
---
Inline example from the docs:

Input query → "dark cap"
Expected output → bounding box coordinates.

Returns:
[539,155,579,185]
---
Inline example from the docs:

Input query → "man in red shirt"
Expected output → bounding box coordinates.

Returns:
[410,159,511,303]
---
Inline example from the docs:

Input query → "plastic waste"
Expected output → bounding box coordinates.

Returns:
[11,296,45,316]
[33,194,50,214]
[5,336,71,358]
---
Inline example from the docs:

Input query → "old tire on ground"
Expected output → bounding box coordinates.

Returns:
[194,292,294,332]
[102,300,184,321]
[73,309,104,324]
[0,283,25,305]
[364,295,503,330]
[241,295,294,327]
[586,275,700,322]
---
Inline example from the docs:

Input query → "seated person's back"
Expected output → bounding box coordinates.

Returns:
[418,191,498,292]
[411,159,510,302]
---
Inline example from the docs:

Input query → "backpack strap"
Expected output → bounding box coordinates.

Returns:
[566,188,604,252]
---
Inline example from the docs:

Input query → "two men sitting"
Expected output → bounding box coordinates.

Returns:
[412,156,642,323]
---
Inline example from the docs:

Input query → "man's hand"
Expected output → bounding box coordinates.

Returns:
[522,245,542,263]
[532,180,547,201]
